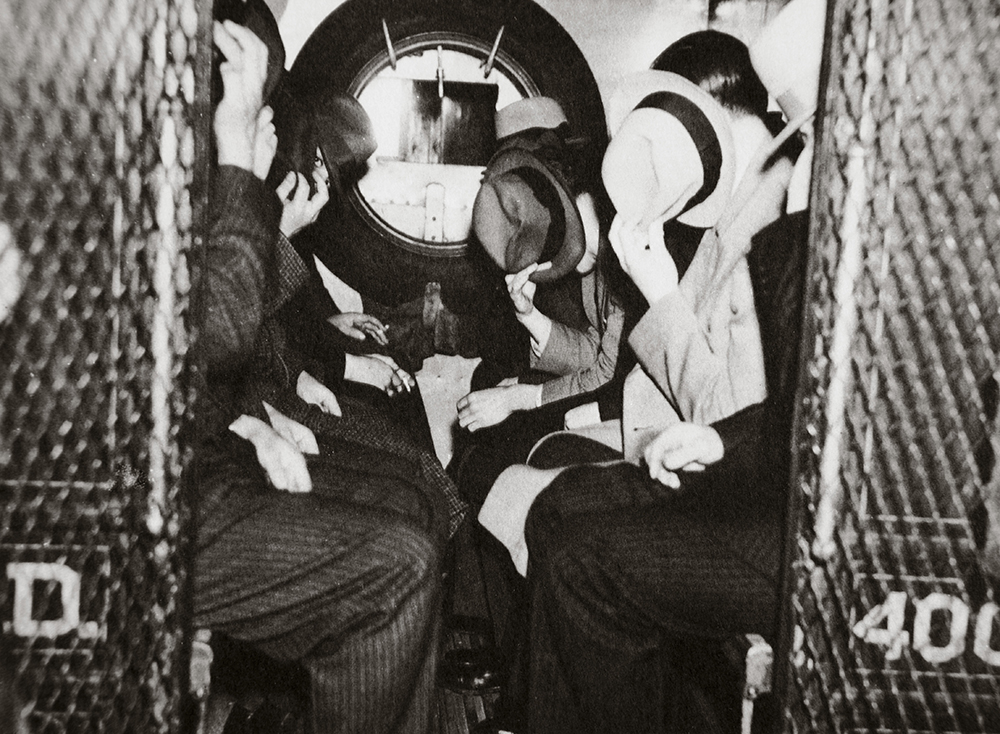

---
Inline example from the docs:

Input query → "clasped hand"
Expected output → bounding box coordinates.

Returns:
[229,413,313,493]
[643,422,724,489]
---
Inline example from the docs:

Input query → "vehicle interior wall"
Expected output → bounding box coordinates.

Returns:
[269,0,787,106]
[260,0,790,466]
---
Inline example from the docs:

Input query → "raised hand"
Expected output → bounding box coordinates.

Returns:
[212,20,270,171]
[277,169,330,237]
[252,105,277,182]
[505,262,549,316]
[608,214,679,306]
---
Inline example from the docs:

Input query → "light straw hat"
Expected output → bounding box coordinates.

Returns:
[749,0,828,154]
[496,97,569,141]
[604,71,735,229]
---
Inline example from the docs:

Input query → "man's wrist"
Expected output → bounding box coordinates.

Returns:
[214,116,256,171]
[216,140,255,171]
[517,383,544,410]
[639,280,678,307]
[519,309,552,355]
[343,353,359,381]
[514,304,534,322]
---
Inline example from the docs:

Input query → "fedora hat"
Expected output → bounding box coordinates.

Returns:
[496,97,569,141]
[749,0,828,153]
[214,0,286,102]
[472,146,585,283]
[604,71,736,228]
[314,93,378,171]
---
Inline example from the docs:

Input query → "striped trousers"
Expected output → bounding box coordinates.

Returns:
[191,434,445,734]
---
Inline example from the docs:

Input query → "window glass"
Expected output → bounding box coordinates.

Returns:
[354,44,529,251]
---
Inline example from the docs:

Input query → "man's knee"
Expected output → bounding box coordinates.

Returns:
[525,478,579,572]
[378,517,444,599]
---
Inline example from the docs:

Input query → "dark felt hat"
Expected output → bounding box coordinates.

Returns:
[214,0,286,102]
[313,93,378,171]
[472,146,585,283]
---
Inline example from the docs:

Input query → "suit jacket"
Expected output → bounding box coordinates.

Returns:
[191,165,280,442]
[533,268,625,405]
[621,154,794,462]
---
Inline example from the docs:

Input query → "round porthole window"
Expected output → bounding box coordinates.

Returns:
[288,0,607,307]
[349,35,539,256]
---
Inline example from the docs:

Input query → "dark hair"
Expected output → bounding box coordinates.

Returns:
[651,30,768,121]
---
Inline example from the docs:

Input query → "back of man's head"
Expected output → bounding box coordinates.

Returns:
[651,30,769,122]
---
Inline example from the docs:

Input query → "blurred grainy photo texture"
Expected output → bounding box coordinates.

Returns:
[2,0,1000,732]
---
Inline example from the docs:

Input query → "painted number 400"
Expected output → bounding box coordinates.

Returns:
[852,592,1000,666]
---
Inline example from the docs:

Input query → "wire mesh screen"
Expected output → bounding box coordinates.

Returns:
[0,0,207,731]
[784,0,1000,731]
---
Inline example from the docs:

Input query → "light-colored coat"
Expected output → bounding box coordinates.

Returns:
[622,154,794,462]
[481,154,796,575]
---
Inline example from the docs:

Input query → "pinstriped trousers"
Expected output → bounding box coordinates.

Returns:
[523,459,782,734]
[191,434,445,734]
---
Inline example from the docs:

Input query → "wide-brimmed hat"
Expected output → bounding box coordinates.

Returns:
[472,146,585,283]
[314,93,378,172]
[749,0,828,154]
[604,71,735,228]
[496,97,569,141]
[214,0,286,102]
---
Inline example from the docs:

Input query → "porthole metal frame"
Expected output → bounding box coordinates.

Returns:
[345,31,542,258]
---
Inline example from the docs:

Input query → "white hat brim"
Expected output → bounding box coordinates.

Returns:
[607,71,736,228]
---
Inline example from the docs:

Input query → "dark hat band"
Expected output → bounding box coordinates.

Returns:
[634,91,723,215]
[477,145,585,281]
[503,165,567,264]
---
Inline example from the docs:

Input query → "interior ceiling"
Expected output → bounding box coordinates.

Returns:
[267,0,787,110]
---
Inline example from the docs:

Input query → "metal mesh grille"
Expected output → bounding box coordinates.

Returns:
[0,0,207,731]
[785,0,1000,731]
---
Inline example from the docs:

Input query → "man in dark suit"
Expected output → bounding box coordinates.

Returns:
[188,12,445,734]
[519,1,824,730]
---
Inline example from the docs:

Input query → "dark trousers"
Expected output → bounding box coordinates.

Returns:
[523,459,782,734]
[191,436,444,734]
[448,419,622,730]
